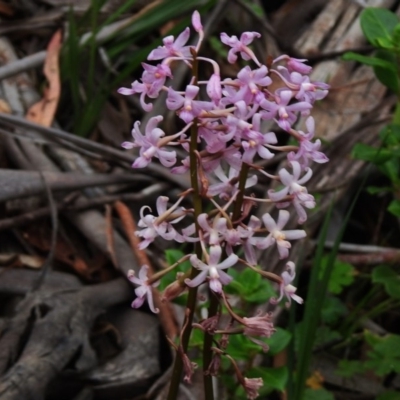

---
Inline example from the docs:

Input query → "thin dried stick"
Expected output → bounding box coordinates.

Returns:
[105,204,119,268]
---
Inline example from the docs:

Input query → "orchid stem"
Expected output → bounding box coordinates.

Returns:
[167,53,203,400]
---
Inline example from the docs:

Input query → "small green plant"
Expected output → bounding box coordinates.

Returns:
[162,249,293,399]
[338,331,400,377]
[344,8,400,216]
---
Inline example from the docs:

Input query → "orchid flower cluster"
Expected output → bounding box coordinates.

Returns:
[120,10,329,400]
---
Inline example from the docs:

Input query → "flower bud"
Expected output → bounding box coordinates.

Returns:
[161,272,187,302]
[192,10,203,32]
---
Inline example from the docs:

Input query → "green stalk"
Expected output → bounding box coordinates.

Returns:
[167,55,203,400]
[201,162,250,398]
[393,100,400,125]
[202,293,219,398]
[232,163,250,223]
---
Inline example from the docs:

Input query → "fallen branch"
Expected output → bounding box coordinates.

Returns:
[0,277,133,400]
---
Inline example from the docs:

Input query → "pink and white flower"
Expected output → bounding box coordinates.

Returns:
[256,210,306,259]
[268,161,315,223]
[288,116,329,168]
[128,265,159,313]
[185,246,238,293]
[148,28,192,60]
[220,31,261,65]
[275,261,303,306]
[122,116,177,168]
[136,196,186,249]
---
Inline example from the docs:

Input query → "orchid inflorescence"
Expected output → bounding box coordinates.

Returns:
[120,10,329,400]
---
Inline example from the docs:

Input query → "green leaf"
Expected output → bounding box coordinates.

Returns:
[342,52,396,71]
[388,199,400,217]
[227,335,262,360]
[379,124,400,145]
[159,249,191,292]
[366,185,392,195]
[319,257,356,294]
[373,50,400,94]
[393,22,400,47]
[360,8,399,47]
[165,249,190,269]
[302,388,335,400]
[243,279,276,304]
[314,326,342,348]
[264,328,292,356]
[372,265,400,299]
[189,328,204,348]
[240,268,262,293]
[336,359,364,377]
[377,390,400,400]
[380,158,400,186]
[352,143,392,164]
[250,366,288,392]
[329,261,355,294]
[364,333,400,375]
[376,36,395,49]
[321,296,347,324]
[226,268,276,303]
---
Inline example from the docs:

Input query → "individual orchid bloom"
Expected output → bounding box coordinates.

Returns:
[161,273,187,302]
[185,245,238,293]
[276,261,303,305]
[141,63,172,97]
[260,90,312,131]
[117,62,174,109]
[207,73,222,103]
[292,74,329,104]
[274,67,329,104]
[229,65,272,105]
[207,165,257,200]
[122,116,177,169]
[136,196,186,249]
[243,377,264,400]
[166,85,214,123]
[225,114,253,143]
[147,27,192,60]
[118,80,154,111]
[220,32,261,65]
[273,54,312,75]
[191,10,203,32]
[288,116,329,168]
[255,210,306,259]
[268,161,315,223]
[242,310,275,338]
[199,123,230,154]
[241,113,277,163]
[218,222,244,255]
[128,265,159,313]
[197,214,227,246]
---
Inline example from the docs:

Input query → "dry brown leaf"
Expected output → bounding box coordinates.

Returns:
[22,225,107,280]
[26,29,62,127]
[0,1,14,16]
[306,370,324,389]
[0,99,11,114]
[0,253,44,269]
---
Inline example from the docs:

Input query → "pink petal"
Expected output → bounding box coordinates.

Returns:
[217,253,238,270]
[185,270,208,287]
